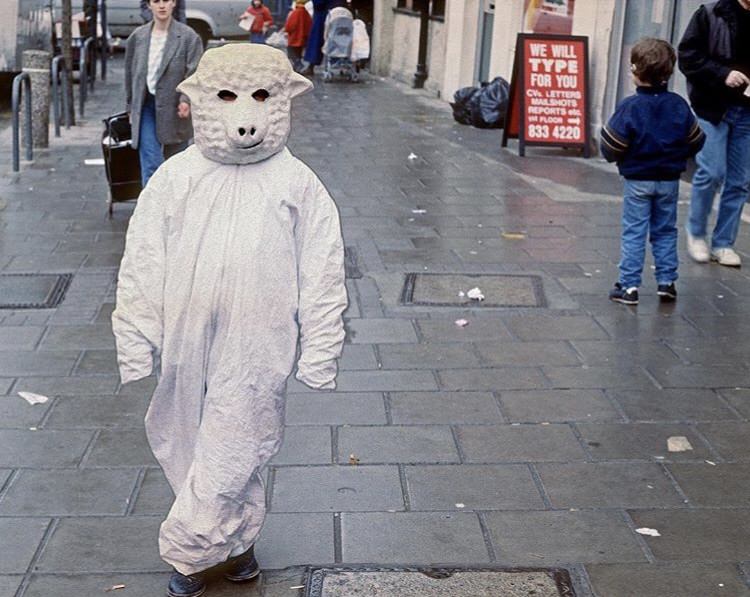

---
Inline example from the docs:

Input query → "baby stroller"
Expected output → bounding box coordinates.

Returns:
[101,112,142,215]
[323,7,357,82]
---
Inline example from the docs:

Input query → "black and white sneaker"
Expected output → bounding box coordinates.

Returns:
[657,283,677,302]
[609,283,639,305]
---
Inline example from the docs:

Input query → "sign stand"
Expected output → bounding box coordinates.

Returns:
[502,33,590,158]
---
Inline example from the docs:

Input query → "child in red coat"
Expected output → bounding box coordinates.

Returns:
[285,0,313,70]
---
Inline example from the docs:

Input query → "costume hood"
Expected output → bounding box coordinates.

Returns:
[177,44,313,164]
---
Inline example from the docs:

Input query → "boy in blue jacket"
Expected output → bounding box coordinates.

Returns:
[601,38,705,305]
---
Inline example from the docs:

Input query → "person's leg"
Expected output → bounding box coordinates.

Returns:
[650,180,679,286]
[250,31,265,43]
[711,106,750,249]
[138,95,164,187]
[618,179,652,290]
[688,117,728,239]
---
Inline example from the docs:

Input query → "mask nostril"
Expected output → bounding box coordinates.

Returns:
[250,127,256,136]
[238,127,246,136]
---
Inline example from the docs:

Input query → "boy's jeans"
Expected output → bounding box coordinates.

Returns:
[687,106,750,249]
[619,179,679,288]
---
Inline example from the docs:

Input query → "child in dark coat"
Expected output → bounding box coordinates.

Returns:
[601,38,705,305]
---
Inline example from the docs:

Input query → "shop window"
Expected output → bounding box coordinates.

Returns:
[396,0,443,17]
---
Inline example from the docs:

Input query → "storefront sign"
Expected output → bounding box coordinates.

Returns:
[502,33,590,157]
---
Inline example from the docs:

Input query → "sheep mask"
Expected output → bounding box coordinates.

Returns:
[177,44,313,165]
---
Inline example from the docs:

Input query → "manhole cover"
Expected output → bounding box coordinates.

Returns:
[401,273,546,308]
[0,274,73,309]
[305,567,575,597]
[345,247,363,279]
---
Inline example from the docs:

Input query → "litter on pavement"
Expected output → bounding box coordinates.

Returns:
[18,392,49,405]
[667,436,693,452]
[467,287,485,301]
[636,528,661,537]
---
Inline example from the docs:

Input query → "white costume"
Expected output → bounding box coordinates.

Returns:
[113,44,347,575]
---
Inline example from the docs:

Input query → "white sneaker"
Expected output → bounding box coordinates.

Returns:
[686,231,710,263]
[711,247,742,267]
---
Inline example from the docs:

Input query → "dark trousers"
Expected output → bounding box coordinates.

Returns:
[287,46,304,71]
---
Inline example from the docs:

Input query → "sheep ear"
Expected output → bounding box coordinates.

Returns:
[288,72,313,98]
[177,73,199,99]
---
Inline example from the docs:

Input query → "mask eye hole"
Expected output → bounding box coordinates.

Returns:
[218,89,238,102]
[252,89,270,102]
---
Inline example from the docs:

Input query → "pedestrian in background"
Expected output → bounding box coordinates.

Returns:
[601,38,705,305]
[125,0,203,186]
[300,0,328,75]
[240,0,274,44]
[678,0,750,267]
[285,0,313,71]
[140,0,185,23]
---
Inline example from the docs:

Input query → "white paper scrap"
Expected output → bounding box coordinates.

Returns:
[18,392,49,405]
[454,319,469,328]
[667,436,693,452]
[467,287,485,301]
[636,527,661,537]
[455,503,465,508]
[84,158,105,166]
[411,209,427,214]
[407,152,418,160]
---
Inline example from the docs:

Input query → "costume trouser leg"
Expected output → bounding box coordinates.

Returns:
[138,94,164,187]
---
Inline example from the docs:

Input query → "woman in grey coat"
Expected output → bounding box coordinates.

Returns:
[125,0,203,185]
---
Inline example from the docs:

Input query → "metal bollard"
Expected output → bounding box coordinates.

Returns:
[12,72,33,172]
[51,56,72,135]
[100,0,108,81]
[22,50,52,149]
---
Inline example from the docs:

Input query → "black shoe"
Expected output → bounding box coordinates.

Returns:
[657,283,677,302]
[609,283,638,305]
[224,546,260,582]
[167,570,205,597]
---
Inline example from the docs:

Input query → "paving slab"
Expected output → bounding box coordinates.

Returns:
[628,509,750,562]
[499,389,621,423]
[37,324,115,350]
[0,326,44,351]
[668,463,750,506]
[0,468,138,516]
[337,425,459,464]
[0,379,13,395]
[45,394,150,428]
[255,513,334,568]
[85,428,158,467]
[0,394,50,427]
[0,518,50,573]
[340,512,489,564]
[36,516,167,572]
[647,364,750,389]
[24,573,170,597]
[338,345,378,370]
[271,426,332,465]
[13,375,119,396]
[291,370,438,393]
[0,351,79,377]
[609,388,738,422]
[576,423,712,461]
[0,576,21,597]
[503,315,608,341]
[378,343,482,370]
[456,424,586,463]
[571,340,682,367]
[0,429,93,467]
[436,367,547,391]
[536,462,683,508]
[484,510,647,565]
[476,340,581,367]
[718,388,750,418]
[593,313,701,340]
[697,422,750,461]
[405,464,544,511]
[586,563,750,597]
[131,468,174,515]
[389,391,503,424]
[415,319,514,343]
[345,319,418,344]
[74,349,119,375]
[542,365,656,390]
[271,465,403,512]
[284,392,387,425]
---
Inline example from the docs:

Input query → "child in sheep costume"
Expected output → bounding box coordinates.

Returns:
[112,43,347,595]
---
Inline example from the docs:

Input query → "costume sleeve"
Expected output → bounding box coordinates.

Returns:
[294,176,347,390]
[677,6,732,89]
[112,168,170,384]
[600,104,631,163]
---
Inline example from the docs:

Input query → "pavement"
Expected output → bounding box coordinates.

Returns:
[0,54,749,597]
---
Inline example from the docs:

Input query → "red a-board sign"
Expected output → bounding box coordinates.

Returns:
[502,33,590,157]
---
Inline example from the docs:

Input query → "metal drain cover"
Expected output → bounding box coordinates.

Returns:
[401,273,546,308]
[0,274,73,309]
[305,567,575,597]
